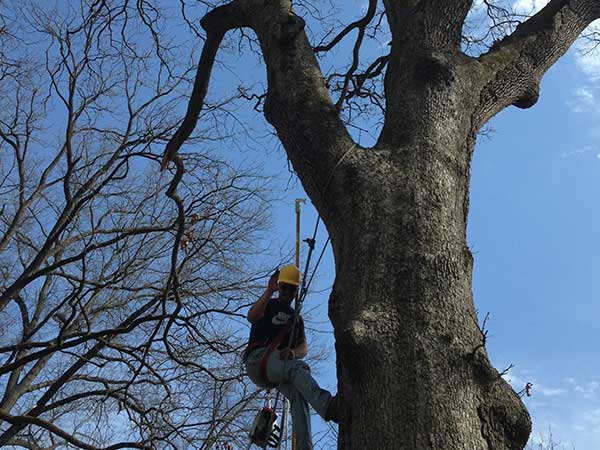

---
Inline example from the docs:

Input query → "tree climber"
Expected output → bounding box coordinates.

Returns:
[243,264,339,450]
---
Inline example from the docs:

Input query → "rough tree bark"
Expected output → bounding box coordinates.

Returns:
[163,1,600,449]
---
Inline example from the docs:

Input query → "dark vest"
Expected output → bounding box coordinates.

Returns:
[245,299,305,356]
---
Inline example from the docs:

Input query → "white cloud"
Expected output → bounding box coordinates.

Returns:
[503,370,565,397]
[563,377,600,397]
[576,50,600,80]
[537,386,566,396]
[567,87,597,113]
[581,409,600,433]
[513,0,549,15]
[573,381,600,399]
[503,372,600,448]
[560,145,597,158]
[574,20,600,80]
[470,0,486,13]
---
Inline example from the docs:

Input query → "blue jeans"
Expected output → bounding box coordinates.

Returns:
[245,347,333,450]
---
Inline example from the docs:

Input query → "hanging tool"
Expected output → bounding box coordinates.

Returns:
[292,198,305,450]
[248,391,282,449]
[295,198,306,269]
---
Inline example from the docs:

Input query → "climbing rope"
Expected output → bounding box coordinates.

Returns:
[296,142,357,304]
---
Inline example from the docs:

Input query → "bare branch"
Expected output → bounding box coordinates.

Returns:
[313,0,377,54]
[0,409,150,450]
[160,3,246,169]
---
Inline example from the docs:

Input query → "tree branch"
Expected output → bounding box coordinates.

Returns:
[160,3,246,170]
[0,410,150,450]
[313,0,377,54]
[240,0,355,216]
[332,0,378,112]
[475,0,600,126]
[0,296,161,446]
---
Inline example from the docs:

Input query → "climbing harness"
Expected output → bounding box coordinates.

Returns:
[259,321,294,385]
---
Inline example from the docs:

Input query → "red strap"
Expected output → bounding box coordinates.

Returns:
[243,341,266,360]
[259,321,293,385]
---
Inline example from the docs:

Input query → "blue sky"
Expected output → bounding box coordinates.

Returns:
[467,2,600,448]
[469,46,600,449]
[212,1,600,448]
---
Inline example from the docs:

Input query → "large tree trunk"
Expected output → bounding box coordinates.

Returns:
[321,38,531,449]
[325,136,531,449]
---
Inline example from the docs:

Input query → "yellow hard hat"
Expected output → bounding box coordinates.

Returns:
[278,264,301,286]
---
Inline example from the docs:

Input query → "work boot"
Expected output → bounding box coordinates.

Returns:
[324,395,339,423]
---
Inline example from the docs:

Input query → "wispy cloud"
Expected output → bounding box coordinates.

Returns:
[503,369,566,397]
[504,371,600,448]
[580,409,600,433]
[574,381,600,399]
[470,0,486,13]
[574,20,600,81]
[512,0,549,15]
[564,377,600,398]
[566,86,597,113]
[560,145,598,158]
[538,386,567,396]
